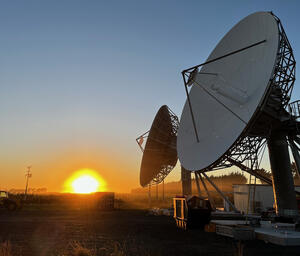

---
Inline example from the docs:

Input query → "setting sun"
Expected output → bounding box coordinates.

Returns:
[72,175,99,194]
[64,169,106,194]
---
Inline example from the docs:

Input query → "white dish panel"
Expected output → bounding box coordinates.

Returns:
[177,12,279,171]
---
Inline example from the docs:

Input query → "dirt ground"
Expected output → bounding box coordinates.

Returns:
[0,207,300,256]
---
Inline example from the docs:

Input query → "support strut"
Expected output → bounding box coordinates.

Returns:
[194,172,201,197]
[197,172,216,210]
[202,172,239,212]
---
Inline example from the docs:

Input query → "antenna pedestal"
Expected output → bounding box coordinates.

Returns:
[267,131,298,219]
[181,167,192,196]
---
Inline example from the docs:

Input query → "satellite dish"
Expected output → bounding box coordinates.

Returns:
[178,12,279,171]
[177,12,299,218]
[137,105,179,187]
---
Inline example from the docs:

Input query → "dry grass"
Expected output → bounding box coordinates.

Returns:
[110,243,125,256]
[61,240,128,256]
[64,238,150,256]
[69,241,95,256]
[1,238,150,256]
[0,241,12,256]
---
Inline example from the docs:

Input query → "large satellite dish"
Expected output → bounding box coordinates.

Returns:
[178,12,280,171]
[178,12,299,219]
[137,105,179,187]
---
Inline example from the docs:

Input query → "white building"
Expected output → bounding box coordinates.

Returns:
[233,184,300,214]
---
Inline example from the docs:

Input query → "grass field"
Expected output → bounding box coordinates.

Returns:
[1,206,300,256]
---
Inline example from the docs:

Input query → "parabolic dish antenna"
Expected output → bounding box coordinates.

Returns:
[137,105,179,187]
[177,12,283,171]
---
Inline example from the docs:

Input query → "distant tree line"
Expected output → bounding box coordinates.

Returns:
[131,171,247,194]
[9,188,48,194]
[132,161,300,195]
[255,162,300,185]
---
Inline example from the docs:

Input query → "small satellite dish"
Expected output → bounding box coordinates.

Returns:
[177,12,279,171]
[137,105,179,187]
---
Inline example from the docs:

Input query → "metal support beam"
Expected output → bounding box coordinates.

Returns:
[194,172,201,197]
[197,172,216,210]
[229,156,300,196]
[202,172,239,212]
[182,40,266,73]
[228,158,272,185]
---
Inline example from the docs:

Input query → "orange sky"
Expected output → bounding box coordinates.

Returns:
[0,143,142,193]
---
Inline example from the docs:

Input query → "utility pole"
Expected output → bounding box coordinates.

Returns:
[148,184,151,208]
[24,166,32,200]
[162,179,164,201]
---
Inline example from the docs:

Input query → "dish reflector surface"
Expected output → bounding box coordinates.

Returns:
[140,105,178,186]
[177,12,279,171]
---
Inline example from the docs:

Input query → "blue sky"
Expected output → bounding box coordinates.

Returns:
[0,0,299,192]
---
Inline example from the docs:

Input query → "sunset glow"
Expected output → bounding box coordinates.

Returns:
[72,175,99,194]
[64,169,106,194]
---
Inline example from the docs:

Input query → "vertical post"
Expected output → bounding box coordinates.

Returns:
[245,174,252,224]
[267,131,298,219]
[24,166,32,200]
[181,166,192,196]
[252,177,257,214]
[148,184,151,208]
[246,175,252,216]
[162,179,165,201]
